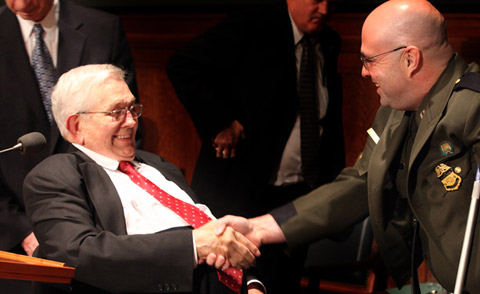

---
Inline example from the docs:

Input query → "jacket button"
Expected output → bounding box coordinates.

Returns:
[164,283,171,291]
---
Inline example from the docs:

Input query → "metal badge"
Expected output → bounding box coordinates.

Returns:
[435,163,462,191]
[440,142,454,156]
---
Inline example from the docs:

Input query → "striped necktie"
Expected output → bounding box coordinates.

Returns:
[31,24,56,124]
[299,35,321,188]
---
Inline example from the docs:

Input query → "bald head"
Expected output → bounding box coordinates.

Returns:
[360,0,454,111]
[363,0,450,57]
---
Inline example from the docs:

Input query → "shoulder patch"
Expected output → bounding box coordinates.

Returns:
[454,72,480,93]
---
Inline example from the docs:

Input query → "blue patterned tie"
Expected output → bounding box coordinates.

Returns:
[32,24,56,124]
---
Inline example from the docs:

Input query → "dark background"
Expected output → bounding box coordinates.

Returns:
[1,0,479,288]
[1,0,480,13]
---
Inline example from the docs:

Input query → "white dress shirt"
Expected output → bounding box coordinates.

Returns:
[73,144,215,236]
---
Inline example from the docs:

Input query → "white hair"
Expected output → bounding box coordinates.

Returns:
[51,64,125,139]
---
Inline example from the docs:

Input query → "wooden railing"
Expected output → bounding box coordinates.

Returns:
[0,251,74,284]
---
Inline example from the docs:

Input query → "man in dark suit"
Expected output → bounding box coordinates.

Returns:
[23,64,262,294]
[217,0,480,292]
[0,2,141,291]
[166,0,344,292]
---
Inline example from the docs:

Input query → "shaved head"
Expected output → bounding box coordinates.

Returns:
[363,0,448,53]
[360,0,454,111]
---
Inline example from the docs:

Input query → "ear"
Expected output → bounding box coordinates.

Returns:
[65,114,85,144]
[404,46,422,78]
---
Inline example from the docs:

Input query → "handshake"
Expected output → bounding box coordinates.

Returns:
[193,214,286,270]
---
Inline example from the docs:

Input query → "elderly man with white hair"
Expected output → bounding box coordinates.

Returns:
[23,64,263,294]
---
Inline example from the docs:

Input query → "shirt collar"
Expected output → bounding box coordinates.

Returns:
[415,54,457,124]
[288,10,304,47]
[72,143,138,171]
[16,0,59,41]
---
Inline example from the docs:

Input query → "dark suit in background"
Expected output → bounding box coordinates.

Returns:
[24,149,245,294]
[167,1,344,226]
[0,1,139,292]
[167,2,344,293]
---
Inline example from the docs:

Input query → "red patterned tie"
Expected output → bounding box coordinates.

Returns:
[118,161,243,293]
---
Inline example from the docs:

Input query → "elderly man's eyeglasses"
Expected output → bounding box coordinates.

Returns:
[360,46,406,70]
[78,104,143,122]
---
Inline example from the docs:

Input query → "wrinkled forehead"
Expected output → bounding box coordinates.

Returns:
[95,78,135,109]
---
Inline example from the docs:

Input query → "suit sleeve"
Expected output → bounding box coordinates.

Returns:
[276,166,369,250]
[166,12,249,140]
[23,154,196,293]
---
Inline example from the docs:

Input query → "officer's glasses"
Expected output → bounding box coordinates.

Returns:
[360,46,406,71]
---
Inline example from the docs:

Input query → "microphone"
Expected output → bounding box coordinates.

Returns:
[0,132,47,155]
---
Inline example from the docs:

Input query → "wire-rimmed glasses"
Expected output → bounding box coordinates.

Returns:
[78,103,143,122]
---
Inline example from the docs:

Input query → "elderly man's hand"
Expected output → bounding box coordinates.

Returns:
[193,220,260,270]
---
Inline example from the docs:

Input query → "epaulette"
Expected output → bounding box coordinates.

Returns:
[454,72,480,93]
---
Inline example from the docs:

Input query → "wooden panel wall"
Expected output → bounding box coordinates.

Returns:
[121,14,226,181]
[122,12,480,179]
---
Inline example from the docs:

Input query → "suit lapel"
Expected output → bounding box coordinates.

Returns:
[0,8,47,117]
[0,8,56,148]
[47,0,86,152]
[0,8,33,79]
[409,55,469,169]
[56,0,85,75]
[74,149,199,235]
[75,151,128,235]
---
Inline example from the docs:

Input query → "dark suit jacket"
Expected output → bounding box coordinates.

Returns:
[23,148,245,294]
[273,54,480,292]
[0,0,139,252]
[167,3,345,218]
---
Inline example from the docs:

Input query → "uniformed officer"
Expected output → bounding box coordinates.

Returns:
[214,0,480,293]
